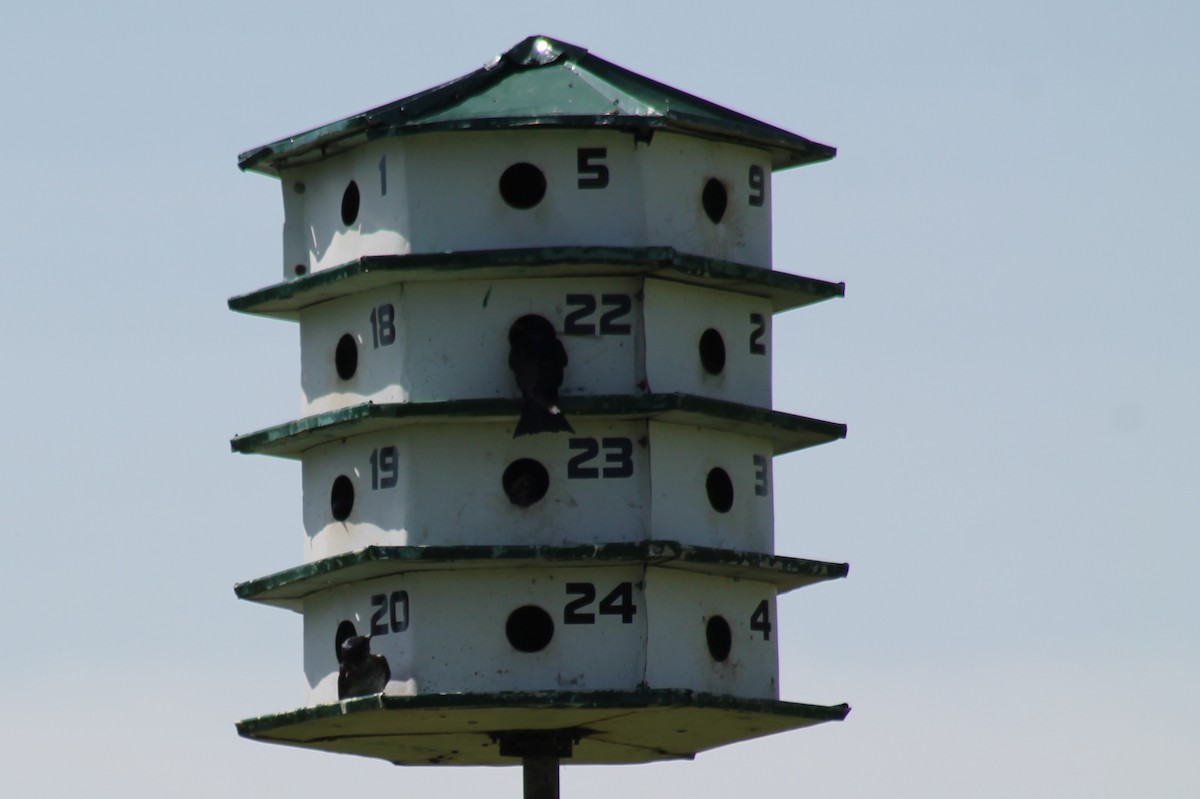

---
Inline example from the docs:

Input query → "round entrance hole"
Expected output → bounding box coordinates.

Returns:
[706,615,732,662]
[499,162,547,209]
[341,180,360,225]
[330,475,355,522]
[335,334,358,380]
[699,328,726,375]
[503,458,550,507]
[506,605,554,653]
[705,467,734,513]
[334,620,358,661]
[701,178,728,223]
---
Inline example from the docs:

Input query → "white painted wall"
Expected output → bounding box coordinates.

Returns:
[301,566,778,705]
[647,422,774,552]
[278,129,773,278]
[644,570,779,699]
[298,420,773,560]
[298,276,642,414]
[299,277,771,415]
[643,280,772,404]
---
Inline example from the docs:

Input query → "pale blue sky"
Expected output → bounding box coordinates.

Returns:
[2,1,1196,796]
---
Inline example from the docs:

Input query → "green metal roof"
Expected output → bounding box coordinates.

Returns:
[236,689,850,765]
[227,247,845,320]
[238,35,835,177]
[235,541,850,611]
[229,394,847,459]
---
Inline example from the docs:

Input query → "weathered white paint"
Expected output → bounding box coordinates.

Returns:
[644,569,778,698]
[301,566,777,705]
[299,420,771,561]
[299,277,771,415]
[255,110,819,727]
[642,280,772,404]
[299,276,642,414]
[278,129,773,279]
[647,421,774,552]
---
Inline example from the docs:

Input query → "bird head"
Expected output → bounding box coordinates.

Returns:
[339,635,371,662]
[509,314,556,345]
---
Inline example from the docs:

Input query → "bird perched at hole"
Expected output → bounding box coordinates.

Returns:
[337,635,390,699]
[509,314,574,437]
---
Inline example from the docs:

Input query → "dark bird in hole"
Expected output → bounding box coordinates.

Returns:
[337,635,390,699]
[509,314,574,437]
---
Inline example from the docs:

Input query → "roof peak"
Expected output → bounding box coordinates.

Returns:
[239,36,834,177]
[502,35,588,68]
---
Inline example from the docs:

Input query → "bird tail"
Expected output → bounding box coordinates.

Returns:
[514,400,575,437]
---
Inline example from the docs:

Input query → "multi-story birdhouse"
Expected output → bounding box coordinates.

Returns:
[231,35,849,769]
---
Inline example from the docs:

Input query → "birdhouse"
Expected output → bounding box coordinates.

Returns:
[231,35,850,772]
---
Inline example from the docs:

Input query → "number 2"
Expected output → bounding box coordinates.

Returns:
[749,313,767,355]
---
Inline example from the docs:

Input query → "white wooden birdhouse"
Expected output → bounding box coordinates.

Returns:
[231,35,850,771]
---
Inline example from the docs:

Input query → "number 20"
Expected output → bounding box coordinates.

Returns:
[369,590,410,636]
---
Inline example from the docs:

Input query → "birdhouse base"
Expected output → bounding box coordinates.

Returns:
[236,690,849,766]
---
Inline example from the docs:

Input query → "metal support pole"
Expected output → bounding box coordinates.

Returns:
[494,730,576,799]
[522,754,560,799]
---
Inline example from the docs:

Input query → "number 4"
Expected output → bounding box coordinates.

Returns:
[598,582,637,623]
[750,599,772,640]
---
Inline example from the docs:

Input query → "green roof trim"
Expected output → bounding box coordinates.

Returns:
[229,393,847,459]
[235,541,850,610]
[227,247,845,320]
[238,35,835,177]
[235,689,850,765]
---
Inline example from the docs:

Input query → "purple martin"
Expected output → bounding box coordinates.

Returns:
[337,635,390,699]
[509,315,574,437]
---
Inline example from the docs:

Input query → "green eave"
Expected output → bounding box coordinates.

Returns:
[227,247,844,320]
[236,541,849,611]
[230,394,847,459]
[236,689,850,765]
[238,35,835,178]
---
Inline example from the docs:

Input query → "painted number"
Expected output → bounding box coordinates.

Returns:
[577,147,609,189]
[567,437,634,479]
[563,294,632,335]
[749,312,767,355]
[370,446,399,490]
[370,303,396,348]
[753,454,769,497]
[748,164,765,207]
[369,590,410,635]
[564,582,637,624]
[750,599,772,640]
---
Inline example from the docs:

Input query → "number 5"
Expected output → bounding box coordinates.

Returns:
[577,148,609,189]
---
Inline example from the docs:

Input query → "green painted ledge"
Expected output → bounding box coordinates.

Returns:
[235,540,850,610]
[228,247,845,320]
[229,393,846,459]
[236,689,850,766]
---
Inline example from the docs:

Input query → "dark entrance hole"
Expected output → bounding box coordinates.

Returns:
[506,605,554,653]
